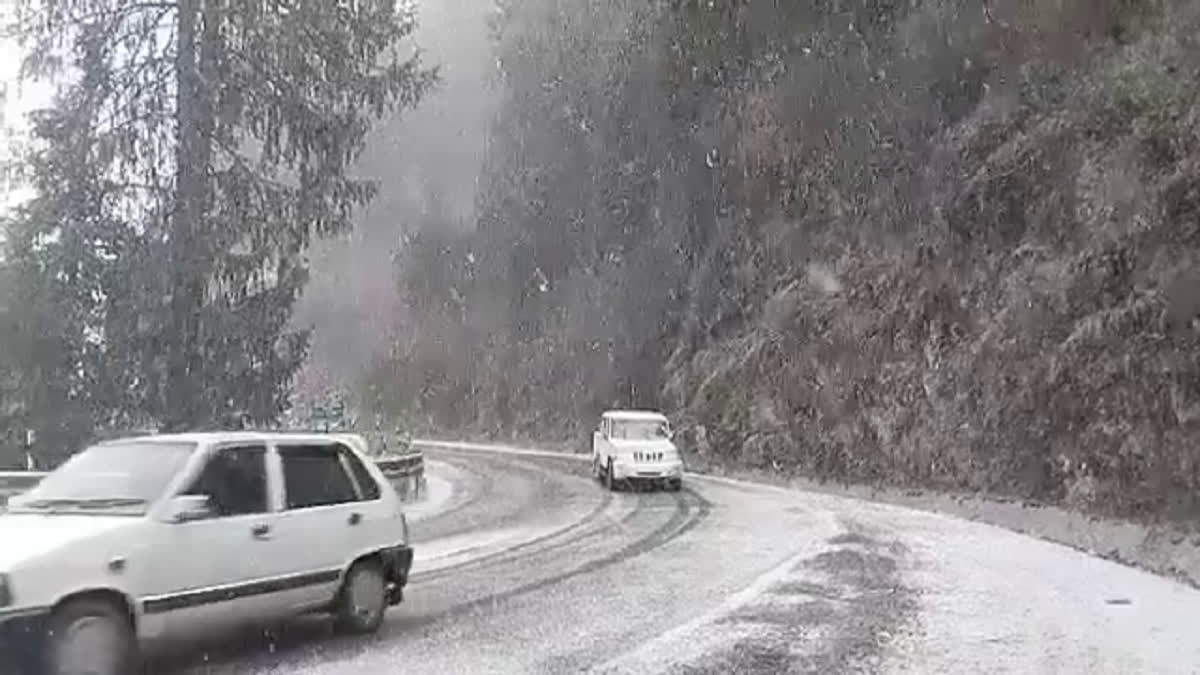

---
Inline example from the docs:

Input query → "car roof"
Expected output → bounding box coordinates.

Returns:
[601,410,668,422]
[96,431,367,448]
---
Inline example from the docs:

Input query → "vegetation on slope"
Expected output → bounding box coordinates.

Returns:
[377,0,1200,521]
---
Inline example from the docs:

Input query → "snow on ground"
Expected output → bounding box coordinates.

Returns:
[884,505,1200,675]
[404,459,459,523]
[152,444,1200,674]
[689,462,1200,590]
[420,439,1200,590]
[591,473,1200,674]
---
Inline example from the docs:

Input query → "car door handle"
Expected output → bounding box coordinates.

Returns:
[251,524,271,539]
[348,512,362,526]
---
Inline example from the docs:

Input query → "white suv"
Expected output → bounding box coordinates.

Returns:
[0,431,413,674]
[592,410,684,492]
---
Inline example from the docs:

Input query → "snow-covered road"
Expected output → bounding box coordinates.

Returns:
[162,443,1200,674]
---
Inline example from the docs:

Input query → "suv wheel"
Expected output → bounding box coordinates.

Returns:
[334,560,388,634]
[45,597,137,675]
[605,459,619,492]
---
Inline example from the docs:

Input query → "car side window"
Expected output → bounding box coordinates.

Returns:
[280,444,359,509]
[342,447,382,501]
[181,445,268,518]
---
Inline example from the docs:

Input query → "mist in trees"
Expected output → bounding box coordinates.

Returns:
[293,0,496,409]
[382,0,1200,519]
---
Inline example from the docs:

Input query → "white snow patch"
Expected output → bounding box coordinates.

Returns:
[588,513,843,674]
[404,459,458,523]
[806,262,843,295]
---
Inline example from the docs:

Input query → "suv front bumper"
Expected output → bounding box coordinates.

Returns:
[612,461,684,481]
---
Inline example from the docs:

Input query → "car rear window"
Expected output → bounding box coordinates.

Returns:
[279,444,359,509]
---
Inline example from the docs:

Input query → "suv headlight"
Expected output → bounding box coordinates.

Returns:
[0,573,12,608]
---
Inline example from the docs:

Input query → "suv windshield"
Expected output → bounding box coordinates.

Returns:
[611,420,670,441]
[9,441,197,515]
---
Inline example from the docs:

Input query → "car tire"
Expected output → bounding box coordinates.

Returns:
[333,559,388,634]
[44,597,138,675]
[668,479,682,492]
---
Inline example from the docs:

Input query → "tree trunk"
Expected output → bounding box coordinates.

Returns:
[165,0,218,431]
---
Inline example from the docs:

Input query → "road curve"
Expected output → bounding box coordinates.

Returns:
[163,443,1200,674]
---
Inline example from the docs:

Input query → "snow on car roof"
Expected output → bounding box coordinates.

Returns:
[602,410,668,422]
[97,430,367,446]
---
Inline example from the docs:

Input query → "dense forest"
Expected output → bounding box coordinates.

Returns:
[372,0,1200,520]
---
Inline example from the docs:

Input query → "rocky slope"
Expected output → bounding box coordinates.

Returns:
[377,0,1200,526]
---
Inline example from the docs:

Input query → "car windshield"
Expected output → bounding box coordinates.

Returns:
[610,420,670,441]
[9,441,196,515]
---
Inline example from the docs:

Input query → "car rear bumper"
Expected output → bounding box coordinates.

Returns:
[381,544,413,606]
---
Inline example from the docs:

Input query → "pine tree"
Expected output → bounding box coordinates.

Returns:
[4,0,437,435]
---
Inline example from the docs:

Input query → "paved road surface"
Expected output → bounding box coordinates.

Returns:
[162,444,1200,674]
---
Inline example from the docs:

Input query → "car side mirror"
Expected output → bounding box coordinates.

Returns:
[165,495,214,523]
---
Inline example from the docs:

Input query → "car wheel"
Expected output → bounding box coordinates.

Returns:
[45,597,137,675]
[334,560,388,634]
[605,459,619,492]
[668,479,682,492]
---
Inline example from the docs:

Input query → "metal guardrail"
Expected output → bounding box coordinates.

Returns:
[374,452,426,501]
[0,472,46,507]
[0,471,44,493]
[0,451,426,503]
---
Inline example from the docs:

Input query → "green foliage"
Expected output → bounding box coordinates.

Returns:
[1,0,436,445]
[376,0,1200,520]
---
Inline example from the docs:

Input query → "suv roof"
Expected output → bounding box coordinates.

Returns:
[601,410,668,422]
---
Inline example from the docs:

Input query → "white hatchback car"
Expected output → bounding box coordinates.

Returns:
[0,432,413,674]
[592,410,684,491]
